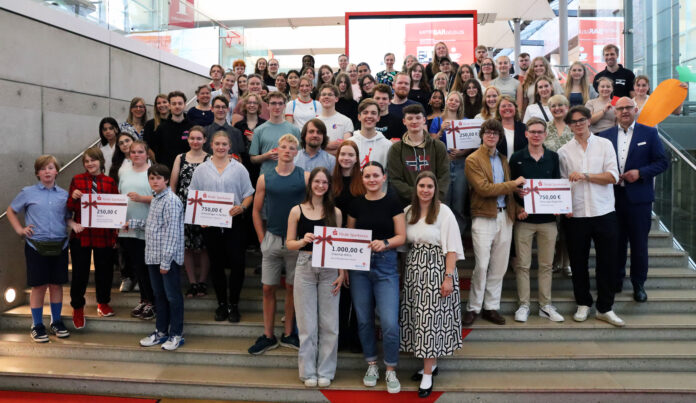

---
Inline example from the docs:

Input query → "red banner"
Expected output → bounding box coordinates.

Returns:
[578,19,624,76]
[169,0,195,29]
[404,19,475,66]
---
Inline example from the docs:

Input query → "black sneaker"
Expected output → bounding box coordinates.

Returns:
[248,334,279,355]
[228,304,240,323]
[214,303,228,321]
[49,321,70,338]
[280,333,299,350]
[31,324,49,343]
[131,301,147,318]
[140,304,156,320]
[185,283,198,299]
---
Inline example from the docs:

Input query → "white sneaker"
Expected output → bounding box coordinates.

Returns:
[140,331,167,347]
[573,305,591,322]
[564,266,572,277]
[514,305,530,322]
[318,377,331,387]
[596,310,625,327]
[304,377,318,387]
[119,278,134,292]
[161,335,185,350]
[539,304,565,322]
[385,370,401,394]
[363,364,379,387]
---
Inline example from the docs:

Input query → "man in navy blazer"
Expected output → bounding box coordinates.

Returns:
[597,97,669,302]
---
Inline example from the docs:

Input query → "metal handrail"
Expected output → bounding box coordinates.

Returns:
[0,138,102,221]
[658,129,696,171]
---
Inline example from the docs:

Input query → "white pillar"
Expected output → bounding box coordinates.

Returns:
[513,18,521,74]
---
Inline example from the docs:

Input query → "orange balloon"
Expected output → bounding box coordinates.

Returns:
[636,79,687,127]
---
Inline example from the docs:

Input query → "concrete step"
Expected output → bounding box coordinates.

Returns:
[1,330,695,372]
[0,356,695,402]
[3,304,696,342]
[43,283,696,315]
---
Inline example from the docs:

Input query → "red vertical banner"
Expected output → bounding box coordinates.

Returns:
[169,0,195,28]
[577,19,624,75]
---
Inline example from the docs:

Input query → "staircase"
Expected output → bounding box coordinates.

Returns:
[0,215,695,402]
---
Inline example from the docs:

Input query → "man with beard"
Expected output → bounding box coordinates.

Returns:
[388,73,417,122]
[293,118,336,172]
[592,44,635,98]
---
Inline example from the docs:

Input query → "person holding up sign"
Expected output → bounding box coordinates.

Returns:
[429,92,472,232]
[347,161,406,394]
[509,118,564,323]
[463,119,525,326]
[189,132,254,323]
[66,148,120,329]
[286,167,345,388]
[558,106,623,327]
[400,171,465,398]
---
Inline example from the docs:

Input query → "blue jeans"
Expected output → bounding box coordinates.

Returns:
[148,261,184,337]
[349,249,400,367]
[446,158,468,232]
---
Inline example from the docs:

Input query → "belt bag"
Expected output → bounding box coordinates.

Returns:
[30,239,66,257]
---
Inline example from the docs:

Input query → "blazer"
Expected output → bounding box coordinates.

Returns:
[465,145,518,222]
[497,120,528,157]
[597,123,669,204]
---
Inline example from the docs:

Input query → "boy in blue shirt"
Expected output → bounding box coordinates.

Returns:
[139,164,185,350]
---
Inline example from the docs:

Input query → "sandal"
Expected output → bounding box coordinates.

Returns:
[196,282,208,297]
[185,283,198,298]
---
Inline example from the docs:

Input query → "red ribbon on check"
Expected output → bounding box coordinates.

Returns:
[314,226,371,267]
[447,124,479,149]
[81,193,127,227]
[527,179,571,213]
[187,190,236,225]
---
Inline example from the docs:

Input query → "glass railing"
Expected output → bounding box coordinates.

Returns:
[654,127,696,267]
[32,0,242,69]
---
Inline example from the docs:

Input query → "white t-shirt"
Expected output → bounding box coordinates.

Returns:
[100,143,115,173]
[403,204,465,260]
[285,98,321,130]
[504,128,515,158]
[320,112,355,141]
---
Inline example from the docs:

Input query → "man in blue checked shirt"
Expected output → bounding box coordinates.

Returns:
[140,164,186,351]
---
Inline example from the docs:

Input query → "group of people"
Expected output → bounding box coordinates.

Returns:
[6,41,678,397]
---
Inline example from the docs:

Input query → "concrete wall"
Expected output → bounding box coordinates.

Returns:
[0,8,208,311]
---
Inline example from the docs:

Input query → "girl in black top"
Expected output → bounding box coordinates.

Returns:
[408,63,431,109]
[346,161,406,393]
[335,73,359,127]
[286,167,345,387]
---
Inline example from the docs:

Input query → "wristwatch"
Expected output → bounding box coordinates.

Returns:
[445,273,455,279]
[583,173,590,181]
[383,239,390,248]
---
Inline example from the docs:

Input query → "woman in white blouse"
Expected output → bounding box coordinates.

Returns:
[399,171,465,398]
[523,77,555,123]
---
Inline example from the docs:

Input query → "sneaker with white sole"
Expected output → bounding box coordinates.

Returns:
[596,310,625,327]
[539,304,565,322]
[31,324,49,343]
[161,335,185,351]
[514,305,530,322]
[564,266,572,277]
[318,377,331,387]
[573,305,591,322]
[119,278,134,292]
[385,370,401,394]
[304,377,318,387]
[363,364,379,387]
[49,321,70,338]
[140,331,168,347]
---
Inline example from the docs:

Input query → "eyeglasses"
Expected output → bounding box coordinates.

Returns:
[213,105,227,110]
[569,117,588,125]
[528,130,546,135]
[483,131,500,137]
[268,102,285,107]
[614,106,634,111]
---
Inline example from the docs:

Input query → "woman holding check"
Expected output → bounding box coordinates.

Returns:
[286,167,345,388]
[189,131,255,323]
[347,161,406,394]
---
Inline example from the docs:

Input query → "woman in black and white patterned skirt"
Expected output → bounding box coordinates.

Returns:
[399,171,465,398]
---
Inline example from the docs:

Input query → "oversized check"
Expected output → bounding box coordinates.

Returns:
[445,119,483,150]
[185,190,235,228]
[80,193,128,228]
[523,179,572,214]
[312,226,372,271]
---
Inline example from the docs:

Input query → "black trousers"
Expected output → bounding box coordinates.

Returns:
[564,212,618,313]
[119,237,154,303]
[615,188,652,289]
[69,239,115,309]
[203,225,246,306]
[338,286,360,349]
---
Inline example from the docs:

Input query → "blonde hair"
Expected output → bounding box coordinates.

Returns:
[278,134,299,147]
[564,61,591,104]
[480,86,502,120]
[34,154,60,176]
[522,57,555,99]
